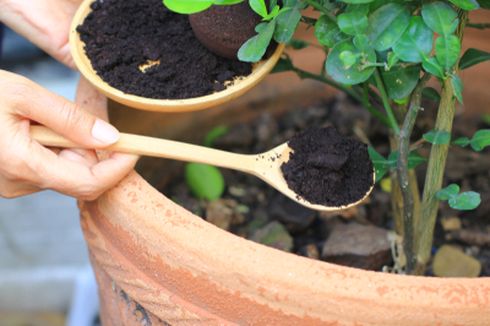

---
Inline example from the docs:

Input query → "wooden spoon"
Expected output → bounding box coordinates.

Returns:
[31,126,374,211]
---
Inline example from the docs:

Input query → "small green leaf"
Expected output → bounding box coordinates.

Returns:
[326,40,376,85]
[274,8,301,43]
[470,129,490,151]
[448,192,481,210]
[453,136,470,147]
[435,35,461,71]
[448,0,480,10]
[204,126,229,147]
[423,130,451,144]
[422,2,458,36]
[387,151,427,169]
[163,0,213,14]
[185,163,225,201]
[315,15,346,48]
[393,16,433,63]
[368,147,388,182]
[250,0,268,18]
[272,56,294,73]
[338,10,369,36]
[436,184,460,201]
[238,20,276,62]
[460,48,490,70]
[381,65,421,100]
[422,56,445,78]
[367,3,411,51]
[423,87,441,102]
[451,75,464,104]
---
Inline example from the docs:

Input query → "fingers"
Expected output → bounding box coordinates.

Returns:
[25,140,138,200]
[1,71,120,149]
[0,176,40,199]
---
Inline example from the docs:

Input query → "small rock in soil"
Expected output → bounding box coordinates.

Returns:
[281,127,374,207]
[269,194,316,233]
[251,221,293,252]
[206,199,244,231]
[298,244,320,259]
[441,216,462,231]
[321,223,391,271]
[433,245,481,278]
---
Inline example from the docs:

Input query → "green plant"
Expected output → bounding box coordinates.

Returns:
[165,0,490,275]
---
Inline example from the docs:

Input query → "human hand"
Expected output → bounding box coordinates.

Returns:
[0,70,138,200]
[0,0,83,67]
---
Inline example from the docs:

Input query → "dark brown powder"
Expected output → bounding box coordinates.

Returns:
[281,127,374,207]
[77,0,252,99]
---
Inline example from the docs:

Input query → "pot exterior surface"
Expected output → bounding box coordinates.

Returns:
[81,172,490,326]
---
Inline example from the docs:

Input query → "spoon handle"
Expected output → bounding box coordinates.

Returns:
[31,126,256,172]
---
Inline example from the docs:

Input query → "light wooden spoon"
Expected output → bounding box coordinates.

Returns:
[31,126,374,211]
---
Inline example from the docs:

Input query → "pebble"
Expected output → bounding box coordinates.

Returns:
[321,222,391,270]
[206,199,245,231]
[441,216,462,231]
[269,195,316,233]
[251,221,294,252]
[433,245,481,278]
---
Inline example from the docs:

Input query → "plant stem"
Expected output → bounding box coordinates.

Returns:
[303,0,336,21]
[374,69,400,135]
[414,11,467,275]
[396,75,429,273]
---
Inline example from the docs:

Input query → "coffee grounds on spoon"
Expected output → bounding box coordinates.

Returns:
[77,0,252,100]
[281,127,374,207]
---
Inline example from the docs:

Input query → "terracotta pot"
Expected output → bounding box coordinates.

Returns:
[79,72,490,325]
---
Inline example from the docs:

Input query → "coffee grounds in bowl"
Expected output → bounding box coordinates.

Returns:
[281,127,374,207]
[77,0,252,99]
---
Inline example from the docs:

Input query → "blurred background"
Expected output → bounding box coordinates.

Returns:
[0,27,99,326]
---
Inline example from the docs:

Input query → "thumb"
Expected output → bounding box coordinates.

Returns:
[17,79,119,148]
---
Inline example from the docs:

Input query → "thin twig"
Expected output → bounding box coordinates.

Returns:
[374,69,400,135]
[467,22,490,29]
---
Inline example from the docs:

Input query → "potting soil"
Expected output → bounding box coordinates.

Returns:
[77,0,252,99]
[281,127,374,207]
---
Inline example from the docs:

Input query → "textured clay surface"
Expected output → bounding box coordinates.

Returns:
[77,0,252,99]
[281,127,374,206]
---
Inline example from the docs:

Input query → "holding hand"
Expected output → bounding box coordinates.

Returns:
[0,71,138,200]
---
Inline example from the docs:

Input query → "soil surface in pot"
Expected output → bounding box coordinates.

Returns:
[77,0,252,99]
[159,96,490,276]
[282,127,373,207]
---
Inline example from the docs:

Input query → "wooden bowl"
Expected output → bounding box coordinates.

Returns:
[69,0,285,113]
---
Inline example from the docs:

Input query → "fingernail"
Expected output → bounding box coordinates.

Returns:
[91,119,120,145]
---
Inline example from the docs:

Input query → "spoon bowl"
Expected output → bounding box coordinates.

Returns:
[70,0,285,113]
[32,126,375,211]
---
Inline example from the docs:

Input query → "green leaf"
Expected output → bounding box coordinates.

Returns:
[341,0,375,3]
[368,147,389,182]
[326,40,376,85]
[274,8,301,43]
[287,39,308,49]
[238,20,276,62]
[422,2,458,36]
[423,130,451,144]
[163,0,213,14]
[448,0,480,10]
[436,184,460,201]
[367,3,411,51]
[470,129,490,151]
[453,136,470,147]
[423,87,441,102]
[393,16,433,63]
[250,0,268,18]
[448,192,481,210]
[480,0,490,9]
[451,74,464,104]
[435,35,461,71]
[460,48,490,70]
[338,10,369,36]
[315,15,346,48]
[422,56,445,78]
[272,56,294,73]
[204,126,229,147]
[381,65,421,100]
[185,163,225,201]
[387,151,427,169]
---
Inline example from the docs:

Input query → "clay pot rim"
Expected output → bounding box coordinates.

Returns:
[70,0,285,113]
